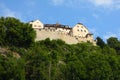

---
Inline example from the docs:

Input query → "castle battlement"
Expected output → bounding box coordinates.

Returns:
[29,20,96,45]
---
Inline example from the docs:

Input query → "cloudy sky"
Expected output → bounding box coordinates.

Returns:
[0,0,120,41]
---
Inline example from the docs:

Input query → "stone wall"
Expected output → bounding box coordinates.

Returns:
[35,29,78,44]
[34,29,96,45]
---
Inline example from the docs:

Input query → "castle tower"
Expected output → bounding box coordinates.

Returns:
[29,20,44,29]
[72,23,89,37]
[72,23,96,45]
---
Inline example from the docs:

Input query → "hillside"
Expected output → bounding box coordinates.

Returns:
[0,17,120,80]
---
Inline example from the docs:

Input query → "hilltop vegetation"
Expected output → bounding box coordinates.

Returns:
[0,17,36,47]
[0,17,120,80]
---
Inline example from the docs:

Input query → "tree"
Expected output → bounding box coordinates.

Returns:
[6,23,36,47]
[96,37,105,48]
[65,59,86,80]
[0,17,36,48]
[24,46,50,80]
[0,54,25,80]
[0,17,6,45]
[107,37,120,54]
[107,55,120,80]
[107,37,119,48]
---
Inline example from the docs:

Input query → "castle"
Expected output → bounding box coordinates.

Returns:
[29,20,96,45]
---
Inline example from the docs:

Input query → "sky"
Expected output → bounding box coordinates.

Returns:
[0,0,120,41]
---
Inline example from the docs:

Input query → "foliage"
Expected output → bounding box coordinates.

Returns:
[0,17,120,80]
[0,54,25,80]
[0,38,120,80]
[0,17,36,48]
[21,39,120,80]
[96,36,105,48]
[107,37,120,55]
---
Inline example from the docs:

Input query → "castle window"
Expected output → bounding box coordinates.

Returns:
[77,26,79,27]
[77,29,79,31]
[84,30,86,32]
[76,37,78,40]
[34,25,37,27]
[81,30,83,32]
[38,25,41,27]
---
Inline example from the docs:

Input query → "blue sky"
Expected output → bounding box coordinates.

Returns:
[0,0,120,41]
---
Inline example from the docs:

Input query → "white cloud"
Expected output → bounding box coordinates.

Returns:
[25,0,36,6]
[0,2,25,21]
[50,0,85,7]
[89,28,99,37]
[92,13,99,19]
[0,3,16,17]
[66,0,82,7]
[103,32,117,40]
[114,0,120,9]
[89,0,113,7]
[89,0,120,9]
[0,3,20,18]
[118,29,120,37]
[50,0,120,10]
[51,0,64,6]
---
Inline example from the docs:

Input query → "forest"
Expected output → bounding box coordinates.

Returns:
[0,17,120,80]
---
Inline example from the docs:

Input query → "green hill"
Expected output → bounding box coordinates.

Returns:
[0,17,120,80]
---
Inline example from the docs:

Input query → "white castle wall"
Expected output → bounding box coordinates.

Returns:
[35,29,78,44]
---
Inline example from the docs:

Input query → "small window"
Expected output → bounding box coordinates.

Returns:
[84,30,86,32]
[77,26,79,27]
[34,25,37,27]
[77,29,79,31]
[81,30,83,32]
